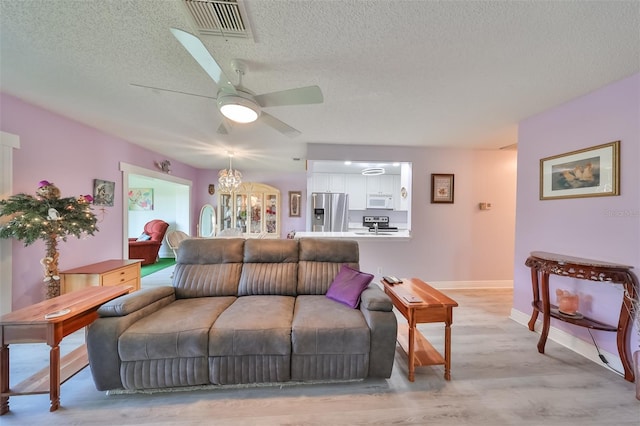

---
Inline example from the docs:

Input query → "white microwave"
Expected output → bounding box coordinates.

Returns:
[367,194,393,209]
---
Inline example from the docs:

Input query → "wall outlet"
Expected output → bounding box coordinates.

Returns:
[377,267,383,274]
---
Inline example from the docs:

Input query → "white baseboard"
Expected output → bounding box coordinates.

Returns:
[428,280,513,289]
[510,308,624,377]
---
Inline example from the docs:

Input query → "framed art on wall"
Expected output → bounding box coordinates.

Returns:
[289,191,302,217]
[540,140,620,200]
[93,179,115,206]
[431,174,454,203]
[128,188,154,211]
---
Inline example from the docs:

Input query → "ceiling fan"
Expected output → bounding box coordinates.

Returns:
[133,28,323,137]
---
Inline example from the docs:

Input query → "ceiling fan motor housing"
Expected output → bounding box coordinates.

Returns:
[217,89,261,123]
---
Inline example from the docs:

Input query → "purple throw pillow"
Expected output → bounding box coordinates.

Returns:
[326,264,374,308]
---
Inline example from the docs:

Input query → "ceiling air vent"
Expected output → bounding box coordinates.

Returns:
[183,0,252,38]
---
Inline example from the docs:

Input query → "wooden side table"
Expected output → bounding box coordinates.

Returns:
[382,278,458,381]
[0,285,132,414]
[525,251,639,383]
[60,259,142,294]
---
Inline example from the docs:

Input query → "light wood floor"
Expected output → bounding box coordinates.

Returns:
[2,266,638,425]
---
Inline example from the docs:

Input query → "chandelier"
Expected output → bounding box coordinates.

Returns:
[218,154,242,193]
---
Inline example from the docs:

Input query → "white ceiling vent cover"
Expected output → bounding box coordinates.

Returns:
[183,0,252,38]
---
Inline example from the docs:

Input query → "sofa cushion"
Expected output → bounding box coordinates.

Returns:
[297,238,360,295]
[209,295,295,356]
[119,297,235,361]
[325,265,374,308]
[238,239,299,296]
[292,295,370,355]
[173,238,245,298]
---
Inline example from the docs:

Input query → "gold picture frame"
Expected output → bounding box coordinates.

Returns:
[289,191,302,217]
[540,141,620,200]
[431,174,454,204]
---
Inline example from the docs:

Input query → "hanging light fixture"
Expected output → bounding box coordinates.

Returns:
[218,153,243,192]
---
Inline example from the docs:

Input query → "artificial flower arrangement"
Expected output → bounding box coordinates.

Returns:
[0,180,99,299]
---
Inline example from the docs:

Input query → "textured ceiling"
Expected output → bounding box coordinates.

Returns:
[1,0,638,172]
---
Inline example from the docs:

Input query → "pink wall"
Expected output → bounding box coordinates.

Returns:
[195,169,307,239]
[514,73,640,354]
[1,93,199,309]
[307,144,518,282]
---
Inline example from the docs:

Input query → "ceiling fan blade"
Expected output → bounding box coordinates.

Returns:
[130,83,217,100]
[259,112,301,138]
[254,86,324,108]
[170,28,236,94]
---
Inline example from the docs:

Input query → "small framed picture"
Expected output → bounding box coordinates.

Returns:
[289,191,302,217]
[93,179,115,206]
[431,174,454,204]
[540,141,620,200]
[128,188,154,211]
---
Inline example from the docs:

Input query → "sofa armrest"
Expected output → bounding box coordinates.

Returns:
[98,286,175,317]
[360,286,393,312]
[359,285,397,378]
[87,287,176,390]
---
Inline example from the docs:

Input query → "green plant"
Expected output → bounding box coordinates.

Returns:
[0,180,98,299]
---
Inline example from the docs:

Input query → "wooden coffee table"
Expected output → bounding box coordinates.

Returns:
[0,285,132,414]
[382,278,458,381]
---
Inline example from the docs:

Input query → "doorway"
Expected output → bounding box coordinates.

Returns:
[120,163,192,259]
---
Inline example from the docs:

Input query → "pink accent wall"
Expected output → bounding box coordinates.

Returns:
[0,93,199,309]
[307,144,518,282]
[195,169,307,239]
[514,73,640,354]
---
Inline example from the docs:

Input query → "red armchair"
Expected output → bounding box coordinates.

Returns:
[128,220,169,266]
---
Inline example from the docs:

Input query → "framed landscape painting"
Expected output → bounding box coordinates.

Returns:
[540,141,620,200]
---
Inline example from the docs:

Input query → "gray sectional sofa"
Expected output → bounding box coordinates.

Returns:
[87,238,397,391]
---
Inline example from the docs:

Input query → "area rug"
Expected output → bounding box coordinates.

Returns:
[140,257,176,277]
[106,379,363,395]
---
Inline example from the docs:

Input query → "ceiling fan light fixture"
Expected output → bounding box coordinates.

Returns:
[218,94,260,123]
[361,167,385,176]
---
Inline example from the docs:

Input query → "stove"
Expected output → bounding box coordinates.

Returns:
[362,216,398,232]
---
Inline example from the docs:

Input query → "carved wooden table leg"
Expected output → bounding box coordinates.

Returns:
[1,343,9,415]
[49,345,61,412]
[444,309,453,381]
[407,310,416,382]
[537,272,551,354]
[528,268,540,331]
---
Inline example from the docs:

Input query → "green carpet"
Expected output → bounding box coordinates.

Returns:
[141,257,176,277]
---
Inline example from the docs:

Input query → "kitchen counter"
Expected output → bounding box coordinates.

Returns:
[294,230,411,241]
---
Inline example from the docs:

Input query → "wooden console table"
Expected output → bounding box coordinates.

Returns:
[0,285,132,414]
[382,278,458,381]
[525,251,638,382]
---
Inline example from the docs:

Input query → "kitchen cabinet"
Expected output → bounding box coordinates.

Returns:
[218,182,280,238]
[366,175,395,195]
[310,173,346,193]
[60,259,141,294]
[345,174,367,210]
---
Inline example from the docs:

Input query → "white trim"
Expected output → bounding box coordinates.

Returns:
[119,162,192,186]
[510,308,624,378]
[428,280,513,290]
[119,162,193,258]
[0,131,21,315]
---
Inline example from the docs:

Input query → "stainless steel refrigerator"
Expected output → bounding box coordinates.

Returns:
[311,192,349,232]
